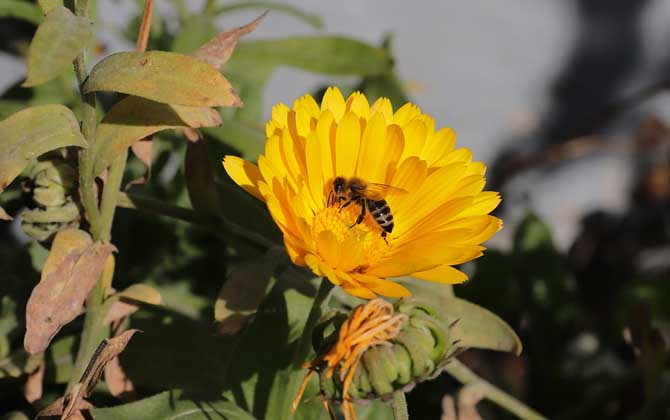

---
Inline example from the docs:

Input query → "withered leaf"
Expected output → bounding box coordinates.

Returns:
[126,138,153,188]
[36,395,93,420]
[192,11,267,70]
[92,96,222,176]
[103,284,163,325]
[102,300,139,326]
[0,205,11,220]
[23,362,44,403]
[24,229,116,354]
[103,356,136,401]
[40,330,140,420]
[77,330,141,399]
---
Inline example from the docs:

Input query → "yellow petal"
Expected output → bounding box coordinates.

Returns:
[321,87,345,121]
[316,110,336,184]
[222,156,264,201]
[393,103,422,125]
[399,118,428,161]
[317,230,340,268]
[338,271,377,299]
[352,273,411,298]
[305,131,325,208]
[355,111,388,183]
[421,127,456,166]
[370,97,393,123]
[334,112,361,178]
[412,265,468,284]
[306,253,342,286]
[346,91,370,119]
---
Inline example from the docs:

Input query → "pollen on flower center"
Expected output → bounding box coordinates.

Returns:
[311,205,388,272]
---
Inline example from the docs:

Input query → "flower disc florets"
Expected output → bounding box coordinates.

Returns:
[224,87,502,298]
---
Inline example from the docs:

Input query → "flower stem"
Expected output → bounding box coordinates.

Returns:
[445,360,547,420]
[93,149,127,241]
[391,391,410,420]
[285,278,334,417]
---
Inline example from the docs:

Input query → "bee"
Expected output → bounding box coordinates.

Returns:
[328,176,407,242]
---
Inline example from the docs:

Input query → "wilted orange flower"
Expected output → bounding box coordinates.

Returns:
[223,87,501,298]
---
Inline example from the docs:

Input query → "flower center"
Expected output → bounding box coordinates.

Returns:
[311,204,388,272]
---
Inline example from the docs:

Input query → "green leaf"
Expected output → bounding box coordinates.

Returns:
[215,2,323,29]
[438,297,522,355]
[91,96,222,175]
[38,0,62,14]
[214,248,282,334]
[92,389,256,420]
[23,6,92,87]
[0,296,19,358]
[83,51,241,107]
[0,0,43,25]
[171,15,217,54]
[232,36,393,76]
[222,279,316,419]
[0,105,86,193]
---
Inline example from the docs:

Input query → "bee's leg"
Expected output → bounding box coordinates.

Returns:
[350,199,366,228]
[381,231,389,244]
[327,190,333,207]
[339,198,354,212]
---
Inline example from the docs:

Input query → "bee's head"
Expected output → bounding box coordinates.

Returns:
[333,177,346,194]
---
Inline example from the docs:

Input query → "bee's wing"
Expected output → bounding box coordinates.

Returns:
[365,182,408,199]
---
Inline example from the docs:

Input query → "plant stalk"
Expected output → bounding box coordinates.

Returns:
[285,278,334,417]
[445,360,547,420]
[93,149,128,241]
[391,391,410,420]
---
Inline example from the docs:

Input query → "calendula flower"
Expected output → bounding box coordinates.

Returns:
[223,87,501,298]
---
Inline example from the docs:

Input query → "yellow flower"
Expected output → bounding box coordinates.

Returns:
[223,87,502,299]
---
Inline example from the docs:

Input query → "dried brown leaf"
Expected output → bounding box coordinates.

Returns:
[42,330,141,419]
[24,229,116,354]
[192,11,267,70]
[0,205,12,221]
[103,356,136,401]
[36,395,93,419]
[441,384,486,420]
[103,300,139,326]
[23,362,44,403]
[78,330,141,397]
[103,284,163,325]
[127,138,153,187]
[117,284,163,305]
[183,127,201,142]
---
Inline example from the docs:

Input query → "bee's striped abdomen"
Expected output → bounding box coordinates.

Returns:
[367,199,394,233]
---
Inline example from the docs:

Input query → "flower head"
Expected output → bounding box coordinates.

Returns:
[223,87,501,298]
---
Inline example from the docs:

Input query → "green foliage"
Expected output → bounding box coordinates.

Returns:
[92,390,255,420]
[83,51,240,107]
[232,36,393,76]
[23,6,92,87]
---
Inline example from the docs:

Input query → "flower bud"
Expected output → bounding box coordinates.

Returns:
[21,157,80,242]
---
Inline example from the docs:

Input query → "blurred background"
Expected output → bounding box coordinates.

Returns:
[1,0,669,419]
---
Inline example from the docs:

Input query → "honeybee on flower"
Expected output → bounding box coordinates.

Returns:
[223,87,502,299]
